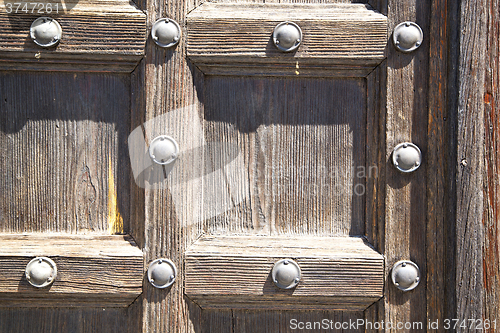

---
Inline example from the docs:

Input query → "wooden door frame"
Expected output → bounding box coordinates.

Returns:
[129,0,499,332]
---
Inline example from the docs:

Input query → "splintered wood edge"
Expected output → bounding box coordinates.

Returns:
[0,234,144,307]
[186,3,388,77]
[185,236,384,310]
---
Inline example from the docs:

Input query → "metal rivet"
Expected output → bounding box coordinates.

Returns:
[151,18,181,48]
[273,21,302,52]
[148,135,179,165]
[391,260,421,292]
[25,257,57,288]
[393,21,423,53]
[30,17,62,48]
[392,142,422,173]
[272,258,301,289]
[147,258,177,289]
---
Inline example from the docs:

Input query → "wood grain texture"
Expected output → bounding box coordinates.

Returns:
[0,306,142,333]
[364,60,387,333]
[136,0,206,330]
[383,0,429,331]
[185,236,383,311]
[426,0,455,328]
[0,0,146,72]
[204,76,367,237]
[0,234,143,307]
[484,0,500,329]
[455,0,488,329]
[0,71,131,234]
[187,3,387,77]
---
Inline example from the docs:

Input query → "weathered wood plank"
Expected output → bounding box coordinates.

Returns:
[0,234,143,307]
[0,307,141,333]
[455,0,488,329]
[187,3,387,77]
[0,0,146,72]
[204,76,367,236]
[383,0,429,331]
[185,236,383,310]
[0,71,131,234]
[426,0,455,328]
[484,0,500,329]
[137,0,205,330]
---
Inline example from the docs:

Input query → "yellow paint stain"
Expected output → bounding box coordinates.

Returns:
[107,158,123,234]
[295,61,300,75]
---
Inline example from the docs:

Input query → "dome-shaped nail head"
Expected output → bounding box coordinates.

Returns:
[393,21,423,53]
[273,21,302,52]
[149,135,179,165]
[25,257,57,288]
[392,142,422,173]
[151,18,181,48]
[147,258,177,289]
[391,260,421,292]
[272,258,301,289]
[30,17,62,48]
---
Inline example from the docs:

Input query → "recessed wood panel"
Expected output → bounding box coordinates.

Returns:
[185,235,384,310]
[0,0,146,72]
[0,72,130,234]
[203,76,367,236]
[0,234,143,307]
[187,3,387,77]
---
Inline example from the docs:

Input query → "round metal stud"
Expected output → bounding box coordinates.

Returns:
[25,257,57,288]
[391,260,421,292]
[148,135,179,165]
[393,21,423,53]
[392,142,422,173]
[30,17,62,48]
[151,18,181,48]
[273,21,302,52]
[147,258,177,289]
[272,259,301,289]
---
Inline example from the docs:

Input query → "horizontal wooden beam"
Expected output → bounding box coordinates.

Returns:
[0,0,146,72]
[187,3,387,77]
[0,234,144,307]
[185,236,384,310]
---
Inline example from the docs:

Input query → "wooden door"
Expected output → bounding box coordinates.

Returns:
[1,0,492,332]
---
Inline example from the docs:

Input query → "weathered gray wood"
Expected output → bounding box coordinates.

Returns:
[455,0,488,328]
[0,234,143,307]
[0,0,146,72]
[0,71,131,234]
[187,3,387,77]
[0,306,142,333]
[204,76,367,236]
[483,0,500,329]
[426,0,456,328]
[382,0,429,331]
[136,0,205,331]
[185,236,383,310]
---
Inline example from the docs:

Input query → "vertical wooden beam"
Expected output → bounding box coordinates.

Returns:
[134,0,205,331]
[426,0,456,328]
[455,0,488,329]
[483,0,500,330]
[384,0,430,331]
